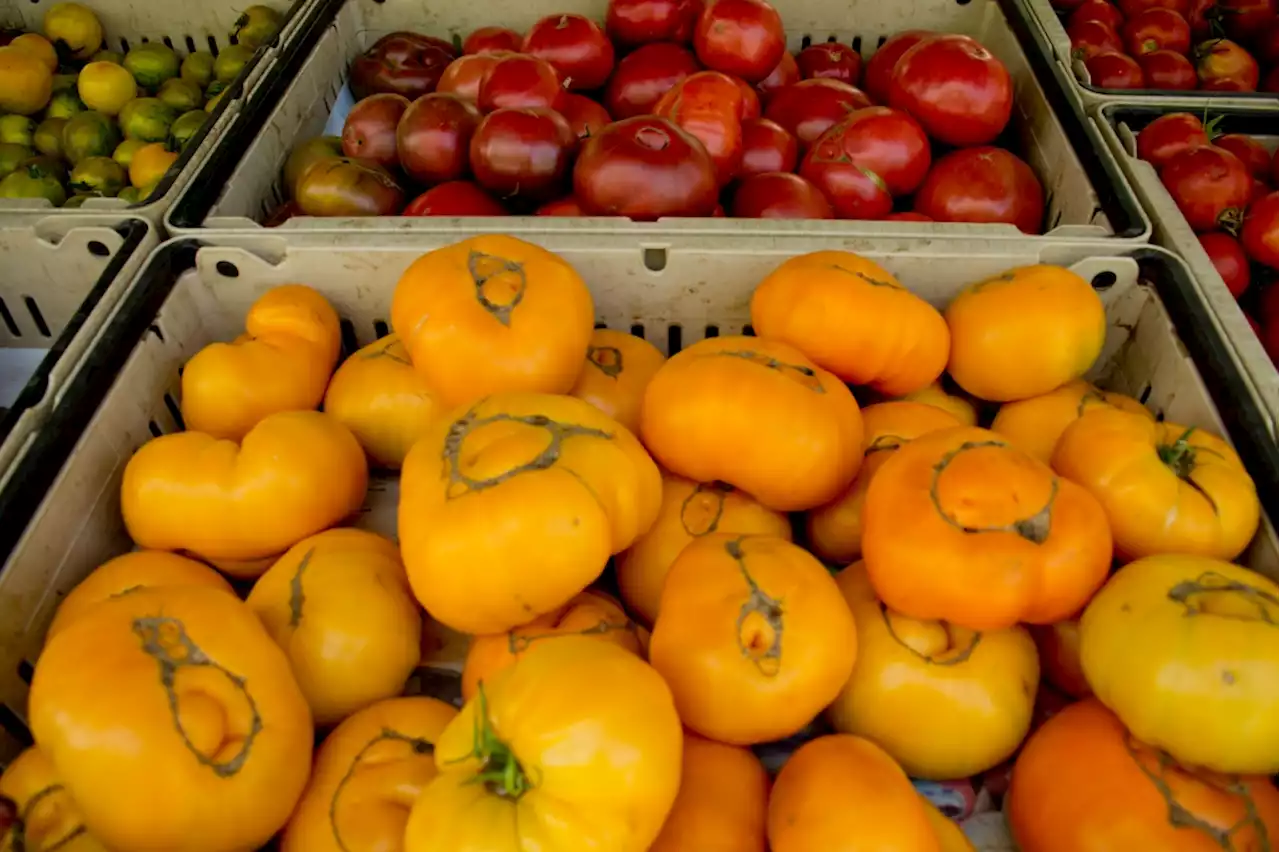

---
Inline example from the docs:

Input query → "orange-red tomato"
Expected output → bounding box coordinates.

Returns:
[1031,617,1092,699]
[991,379,1152,464]
[569,328,666,434]
[0,746,106,851]
[895,380,980,426]
[649,733,769,852]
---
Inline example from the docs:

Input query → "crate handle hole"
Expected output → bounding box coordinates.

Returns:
[87,240,110,258]
[373,320,390,339]
[643,247,667,272]
[630,323,645,338]
[24,298,50,337]
[667,324,683,356]
[215,261,240,278]
[705,324,720,338]
[594,320,608,330]
[1091,271,1117,290]
[743,324,756,337]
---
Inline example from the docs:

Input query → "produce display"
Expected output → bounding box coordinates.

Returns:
[1134,112,1279,363]
[267,0,1053,231]
[1,235,1274,852]
[0,1,282,207]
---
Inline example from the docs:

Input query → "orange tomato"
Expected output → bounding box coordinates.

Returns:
[282,696,458,852]
[617,473,792,626]
[461,589,647,702]
[390,235,595,409]
[806,401,962,564]
[922,797,977,852]
[649,534,857,745]
[28,585,313,852]
[398,392,661,634]
[750,250,950,396]
[181,284,341,441]
[1007,699,1279,852]
[767,734,941,852]
[323,333,440,468]
[992,379,1152,464]
[120,410,369,565]
[1031,617,1092,699]
[895,380,979,426]
[649,733,769,852]
[863,426,1113,630]
[569,328,666,434]
[1053,409,1260,561]
[945,265,1106,402]
[0,746,106,852]
[641,335,864,512]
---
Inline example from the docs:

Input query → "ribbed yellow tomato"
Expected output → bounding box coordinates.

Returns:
[991,379,1152,464]
[29,585,313,852]
[826,563,1039,780]
[1079,555,1278,774]
[569,328,666,434]
[282,696,458,852]
[895,381,979,426]
[181,284,341,441]
[650,733,769,852]
[247,528,422,726]
[0,746,106,852]
[404,637,682,852]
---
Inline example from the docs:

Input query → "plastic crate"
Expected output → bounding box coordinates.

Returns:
[0,232,1273,763]
[0,0,322,223]
[167,0,1150,241]
[1094,101,1277,437]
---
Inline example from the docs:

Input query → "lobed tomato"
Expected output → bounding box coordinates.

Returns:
[523,14,617,91]
[655,71,747,186]
[1198,231,1252,296]
[801,105,931,197]
[888,34,1014,147]
[604,42,701,119]
[1160,145,1253,232]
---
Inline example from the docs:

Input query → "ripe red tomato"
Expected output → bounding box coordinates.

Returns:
[801,105,931,197]
[757,51,801,103]
[731,172,835,218]
[763,78,873,149]
[1159,145,1253,231]
[796,43,863,85]
[558,94,612,143]
[478,54,565,112]
[604,42,700,119]
[1086,51,1148,87]
[1241,191,1279,268]
[535,196,586,216]
[733,76,762,119]
[438,53,510,103]
[605,0,704,46]
[523,14,617,91]
[463,27,522,54]
[403,181,508,216]
[1256,18,1279,65]
[740,117,798,177]
[1072,0,1129,29]
[1136,112,1208,169]
[1252,178,1271,202]
[469,107,577,203]
[573,115,720,219]
[863,29,934,104]
[884,211,933,221]
[1264,65,1279,92]
[1119,0,1189,16]
[1186,0,1219,36]
[1219,0,1277,42]
[342,94,411,171]
[1215,134,1272,181]
[1195,38,1260,90]
[888,34,1014,147]
[396,93,482,184]
[1260,284,1279,364]
[914,147,1045,234]
[1198,231,1252,296]
[1068,20,1125,62]
[694,0,786,83]
[655,71,746,185]
[1122,7,1192,53]
[1138,49,1198,88]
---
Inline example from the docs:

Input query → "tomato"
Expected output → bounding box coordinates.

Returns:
[1265,64,1279,91]
[885,210,932,221]
[763,78,873,149]
[656,70,745,185]
[1070,0,1127,30]
[1195,37,1260,89]
[1198,231,1252,296]
[740,116,797,176]
[606,0,704,46]
[1219,0,1277,42]
[1256,16,1279,64]
[863,29,934,104]
[1068,20,1126,61]
[1160,145,1252,232]
[694,0,786,83]
[734,75,762,118]
[650,734,769,852]
[350,33,457,102]
[1086,51,1148,88]
[1241,190,1279,268]
[437,52,509,102]
[1120,0,1190,15]
[523,14,616,91]
[796,42,863,85]
[574,115,719,219]
[756,50,800,103]
[1123,7,1192,52]
[535,195,585,215]
[1032,618,1093,699]
[1186,0,1219,36]
[888,34,1014,147]
[1251,177,1271,202]
[604,43,699,120]
[1260,283,1279,363]
[396,93,481,184]
[341,93,410,170]
[1215,133,1272,180]
[914,147,1044,234]
[477,53,565,112]
[295,157,405,216]
[1135,112,1208,169]
[558,92,612,142]
[731,171,834,218]
[801,106,930,200]
[469,107,576,204]
[1138,49,1198,88]
[464,26,522,54]
[402,180,507,216]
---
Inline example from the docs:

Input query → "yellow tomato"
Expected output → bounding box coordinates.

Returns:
[0,46,53,115]
[282,696,458,852]
[43,3,104,59]
[9,34,57,72]
[0,746,107,851]
[991,379,1151,464]
[569,328,667,434]
[28,585,313,852]
[826,563,1039,780]
[127,140,177,187]
[247,529,422,726]
[894,380,979,426]
[650,733,769,852]
[404,637,682,852]
[77,61,136,116]
[1079,555,1278,774]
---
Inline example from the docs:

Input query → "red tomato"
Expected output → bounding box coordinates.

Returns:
[1198,232,1252,296]
[1068,20,1125,62]
[888,34,1014,147]
[734,76,762,119]
[604,43,700,119]
[464,27,522,54]
[342,94,410,170]
[558,94,612,143]
[403,181,508,216]
[1195,38,1260,90]
[1252,178,1271,202]
[884,211,933,221]
[1138,50,1198,88]
[757,51,800,103]
[1256,18,1279,65]
[740,117,798,177]
[523,14,617,91]
[763,78,873,149]
[712,203,726,216]
[438,53,510,103]
[1265,64,1279,91]
[573,115,720,219]
[694,0,786,83]
[1072,0,1128,29]
[396,93,482,184]
[1122,7,1192,53]
[1136,112,1208,169]
[478,54,565,112]
[1086,51,1148,87]
[863,29,934,104]
[914,147,1045,234]
[1119,0,1189,16]
[1218,0,1277,42]
[1260,283,1279,364]
[535,196,586,216]
[1186,0,1220,36]
[731,172,835,218]
[605,0,704,46]
[1215,134,1272,181]
[796,43,863,86]
[1160,145,1253,231]
[801,105,931,197]
[469,107,577,203]
[1241,191,1279,268]
[655,71,746,185]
